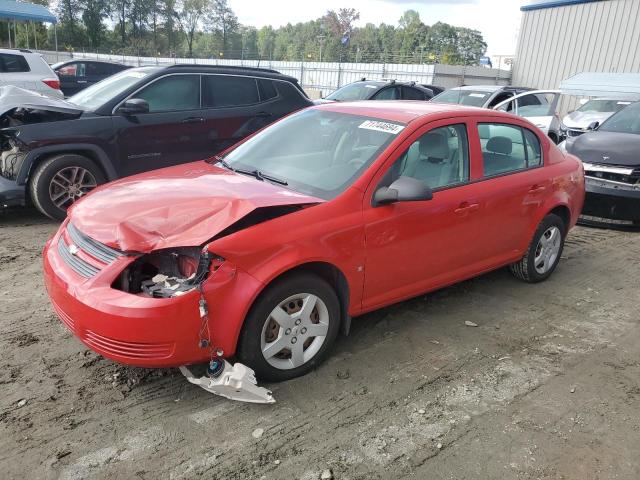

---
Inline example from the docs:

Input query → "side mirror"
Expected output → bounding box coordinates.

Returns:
[373,176,433,206]
[587,121,599,131]
[118,98,149,115]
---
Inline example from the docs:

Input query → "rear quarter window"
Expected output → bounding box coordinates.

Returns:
[258,79,278,101]
[0,54,30,73]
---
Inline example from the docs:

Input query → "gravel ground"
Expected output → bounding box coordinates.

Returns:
[1,207,639,480]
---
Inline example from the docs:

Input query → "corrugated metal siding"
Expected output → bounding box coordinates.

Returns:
[513,0,640,112]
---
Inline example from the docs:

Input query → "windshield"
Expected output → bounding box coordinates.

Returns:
[432,89,492,107]
[577,99,632,113]
[68,68,157,111]
[221,109,403,200]
[326,83,381,101]
[598,102,640,134]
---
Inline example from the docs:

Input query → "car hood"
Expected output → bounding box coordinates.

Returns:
[68,162,324,252]
[562,111,613,130]
[0,86,84,124]
[566,131,640,167]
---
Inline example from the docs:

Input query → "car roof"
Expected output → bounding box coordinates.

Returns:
[313,100,510,124]
[450,85,530,93]
[161,64,299,83]
[0,48,35,55]
[54,59,127,66]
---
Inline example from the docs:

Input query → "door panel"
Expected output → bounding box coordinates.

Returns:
[114,74,211,176]
[470,119,551,262]
[362,120,483,309]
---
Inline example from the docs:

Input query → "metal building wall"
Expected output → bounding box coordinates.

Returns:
[513,0,640,93]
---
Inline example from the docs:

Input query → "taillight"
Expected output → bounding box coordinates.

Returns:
[42,78,60,90]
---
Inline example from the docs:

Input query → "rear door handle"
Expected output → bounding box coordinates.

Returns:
[454,202,479,214]
[181,117,204,124]
[529,184,546,193]
[77,80,87,84]
[255,111,272,118]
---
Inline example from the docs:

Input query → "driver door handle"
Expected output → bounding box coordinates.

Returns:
[255,111,272,118]
[454,202,479,214]
[181,117,204,124]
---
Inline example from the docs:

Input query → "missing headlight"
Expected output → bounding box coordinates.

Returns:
[113,247,224,298]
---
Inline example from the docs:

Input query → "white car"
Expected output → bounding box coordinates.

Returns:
[493,90,562,144]
[561,98,636,138]
[0,49,63,98]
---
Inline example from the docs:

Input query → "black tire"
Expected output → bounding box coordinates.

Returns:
[29,154,106,221]
[237,272,341,382]
[509,213,566,283]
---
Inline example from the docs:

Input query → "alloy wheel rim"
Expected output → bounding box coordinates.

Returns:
[49,166,97,210]
[260,293,330,370]
[534,226,561,274]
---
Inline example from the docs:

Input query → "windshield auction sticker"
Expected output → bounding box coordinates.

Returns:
[358,120,405,134]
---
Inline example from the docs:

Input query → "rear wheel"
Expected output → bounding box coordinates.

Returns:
[237,272,341,382]
[509,213,566,283]
[30,154,105,220]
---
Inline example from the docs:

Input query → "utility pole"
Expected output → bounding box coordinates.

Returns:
[317,34,326,62]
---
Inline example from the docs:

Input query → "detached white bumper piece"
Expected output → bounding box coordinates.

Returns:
[179,360,275,404]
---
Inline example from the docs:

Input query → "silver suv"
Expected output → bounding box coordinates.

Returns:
[0,49,63,98]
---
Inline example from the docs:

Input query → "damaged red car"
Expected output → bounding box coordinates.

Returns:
[43,102,585,385]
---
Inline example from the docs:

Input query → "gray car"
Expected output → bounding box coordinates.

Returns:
[561,98,636,138]
[559,101,640,226]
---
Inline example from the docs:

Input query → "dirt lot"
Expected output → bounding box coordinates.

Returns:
[1,207,639,480]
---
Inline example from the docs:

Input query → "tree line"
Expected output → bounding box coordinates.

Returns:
[1,2,487,65]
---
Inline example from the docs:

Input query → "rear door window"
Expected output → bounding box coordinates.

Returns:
[478,123,542,176]
[202,75,260,108]
[401,86,426,100]
[0,54,30,73]
[135,74,201,112]
[372,86,400,100]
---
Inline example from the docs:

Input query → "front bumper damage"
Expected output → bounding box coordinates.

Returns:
[44,219,276,404]
[180,361,275,404]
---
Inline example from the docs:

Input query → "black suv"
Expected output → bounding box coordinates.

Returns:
[0,65,313,219]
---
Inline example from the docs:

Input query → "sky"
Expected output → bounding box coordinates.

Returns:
[228,0,534,57]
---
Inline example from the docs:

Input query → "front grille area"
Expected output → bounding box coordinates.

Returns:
[84,330,174,359]
[58,236,100,278]
[67,223,125,264]
[584,164,640,186]
[58,223,128,278]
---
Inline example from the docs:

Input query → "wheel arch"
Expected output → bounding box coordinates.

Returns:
[250,261,352,336]
[547,204,571,233]
[18,144,117,186]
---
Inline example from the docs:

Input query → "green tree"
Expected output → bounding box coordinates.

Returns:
[206,0,239,56]
[175,0,209,57]
[257,25,275,59]
[81,0,109,49]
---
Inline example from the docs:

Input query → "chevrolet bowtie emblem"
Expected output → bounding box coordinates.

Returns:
[69,244,79,256]
[602,155,610,161]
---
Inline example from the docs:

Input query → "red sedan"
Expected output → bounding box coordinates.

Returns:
[43,102,585,383]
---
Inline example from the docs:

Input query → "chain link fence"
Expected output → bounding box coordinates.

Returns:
[39,50,511,95]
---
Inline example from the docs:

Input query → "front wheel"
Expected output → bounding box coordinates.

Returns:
[30,154,106,220]
[510,213,566,283]
[237,272,341,382]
